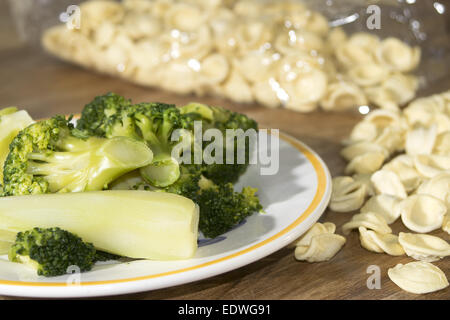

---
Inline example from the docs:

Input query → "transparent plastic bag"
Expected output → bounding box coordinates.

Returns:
[10,0,449,112]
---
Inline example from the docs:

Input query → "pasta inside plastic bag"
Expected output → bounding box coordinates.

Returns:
[42,0,422,113]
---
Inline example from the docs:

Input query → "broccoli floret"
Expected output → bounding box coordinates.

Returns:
[2,116,153,196]
[131,102,194,187]
[76,92,132,137]
[78,97,258,187]
[0,107,34,183]
[196,179,262,238]
[78,97,194,187]
[8,227,96,277]
[180,103,258,184]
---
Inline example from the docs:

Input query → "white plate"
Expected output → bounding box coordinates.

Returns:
[0,131,331,298]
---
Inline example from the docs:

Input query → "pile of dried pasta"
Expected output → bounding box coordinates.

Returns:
[43,0,420,112]
[312,89,449,294]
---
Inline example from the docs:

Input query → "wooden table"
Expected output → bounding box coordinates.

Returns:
[0,3,449,300]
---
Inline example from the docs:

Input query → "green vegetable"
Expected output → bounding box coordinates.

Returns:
[111,166,262,239]
[0,190,199,260]
[180,102,258,185]
[0,107,34,182]
[195,178,262,238]
[2,116,153,196]
[76,92,132,138]
[77,94,257,187]
[8,227,96,277]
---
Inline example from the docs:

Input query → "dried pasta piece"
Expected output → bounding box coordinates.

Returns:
[382,155,422,192]
[326,27,347,53]
[283,69,327,112]
[364,86,399,111]
[335,41,374,70]
[376,37,421,72]
[398,232,450,262]
[364,109,403,130]
[347,64,389,87]
[398,194,447,233]
[221,69,254,103]
[340,142,388,162]
[158,60,199,94]
[164,3,204,31]
[294,222,336,247]
[404,95,447,128]
[344,151,386,175]
[414,154,450,178]
[433,131,450,156]
[405,125,438,156]
[330,176,367,212]
[352,173,375,196]
[388,261,448,294]
[371,170,407,199]
[358,226,405,256]
[199,53,229,85]
[373,126,405,154]
[122,13,162,39]
[80,0,125,29]
[443,215,450,234]
[94,21,117,48]
[294,233,346,262]
[236,20,274,54]
[235,51,278,83]
[381,73,419,106]
[252,80,281,109]
[342,212,392,235]
[274,30,324,56]
[360,194,402,224]
[416,172,450,208]
[320,81,367,111]
[348,121,378,144]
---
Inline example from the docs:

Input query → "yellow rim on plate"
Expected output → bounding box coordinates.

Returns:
[0,130,328,287]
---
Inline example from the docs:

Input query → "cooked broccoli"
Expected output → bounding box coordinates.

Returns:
[76,92,132,138]
[78,95,194,187]
[180,102,258,185]
[0,107,34,183]
[2,115,153,196]
[109,166,262,238]
[78,95,257,187]
[195,178,262,238]
[8,227,96,277]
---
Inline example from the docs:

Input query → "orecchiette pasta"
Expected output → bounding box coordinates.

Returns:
[397,194,447,233]
[358,226,405,256]
[294,233,346,263]
[342,212,392,235]
[330,90,450,295]
[382,155,422,192]
[443,215,450,234]
[405,125,438,156]
[415,172,450,208]
[42,0,422,112]
[293,222,336,247]
[413,154,450,178]
[370,170,407,199]
[398,232,450,262]
[375,37,421,72]
[329,176,367,212]
[360,194,402,224]
[320,81,367,111]
[347,64,389,88]
[388,261,448,294]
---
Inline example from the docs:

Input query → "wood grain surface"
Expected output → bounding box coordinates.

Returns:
[0,2,448,300]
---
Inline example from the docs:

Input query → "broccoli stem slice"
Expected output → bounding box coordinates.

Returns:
[28,136,153,193]
[0,190,199,260]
